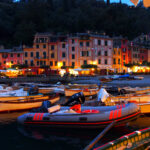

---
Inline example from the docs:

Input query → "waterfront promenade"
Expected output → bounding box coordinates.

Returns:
[0,75,150,87]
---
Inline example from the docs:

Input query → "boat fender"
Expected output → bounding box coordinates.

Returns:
[48,105,61,113]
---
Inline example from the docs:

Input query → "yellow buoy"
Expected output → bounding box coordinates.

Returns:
[143,0,150,8]
[130,0,139,6]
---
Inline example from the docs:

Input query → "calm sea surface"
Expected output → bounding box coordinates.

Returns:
[0,112,150,150]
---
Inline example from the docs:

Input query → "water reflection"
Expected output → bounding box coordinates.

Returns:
[0,112,150,150]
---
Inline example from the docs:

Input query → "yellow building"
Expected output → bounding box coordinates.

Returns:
[113,48,122,73]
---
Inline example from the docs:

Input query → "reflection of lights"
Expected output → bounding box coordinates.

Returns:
[91,68,95,71]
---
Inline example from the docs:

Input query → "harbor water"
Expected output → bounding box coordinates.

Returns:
[0,112,150,150]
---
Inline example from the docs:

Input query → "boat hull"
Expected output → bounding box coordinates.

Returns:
[0,96,60,113]
[65,88,99,97]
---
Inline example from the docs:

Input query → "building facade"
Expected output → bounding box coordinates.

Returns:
[23,32,113,72]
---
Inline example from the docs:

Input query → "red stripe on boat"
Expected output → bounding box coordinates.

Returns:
[40,113,44,121]
[118,109,122,118]
[36,113,40,121]
[33,113,37,121]
[109,110,114,120]
[113,110,118,119]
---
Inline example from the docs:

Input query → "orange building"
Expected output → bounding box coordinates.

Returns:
[113,48,122,73]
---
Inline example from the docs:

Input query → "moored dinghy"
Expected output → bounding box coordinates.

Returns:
[0,93,60,113]
[18,93,141,128]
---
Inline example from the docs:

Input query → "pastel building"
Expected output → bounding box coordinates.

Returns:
[23,32,113,72]
[0,48,23,69]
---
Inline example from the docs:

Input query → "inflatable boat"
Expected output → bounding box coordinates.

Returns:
[18,93,141,129]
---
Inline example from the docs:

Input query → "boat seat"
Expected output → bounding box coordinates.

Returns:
[81,109,100,114]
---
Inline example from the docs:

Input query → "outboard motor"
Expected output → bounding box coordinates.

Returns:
[63,92,85,106]
[28,85,39,95]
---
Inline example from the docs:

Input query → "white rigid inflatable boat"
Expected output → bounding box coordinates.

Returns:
[18,92,141,129]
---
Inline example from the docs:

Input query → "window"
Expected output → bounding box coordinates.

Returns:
[40,61,43,66]
[113,59,116,64]
[105,51,108,56]
[72,39,75,44]
[31,60,34,66]
[63,61,66,66]
[123,55,125,60]
[72,47,75,51]
[123,48,126,52]
[51,45,54,50]
[118,51,120,55]
[98,59,101,64]
[51,53,54,58]
[43,44,46,49]
[17,54,20,57]
[2,54,8,58]
[98,40,101,45]
[30,52,33,57]
[105,59,107,64]
[4,61,6,64]
[11,54,13,57]
[36,52,39,58]
[84,60,87,65]
[11,61,13,64]
[72,62,75,67]
[17,61,20,64]
[86,42,89,47]
[62,52,66,58]
[37,61,39,66]
[25,60,28,65]
[105,41,108,46]
[62,43,66,48]
[43,61,46,65]
[114,50,115,54]
[72,54,75,59]
[43,52,46,58]
[118,59,120,64]
[87,51,89,56]
[142,56,144,60]
[50,61,53,66]
[36,44,39,48]
[98,51,101,56]
[55,61,57,66]
[80,42,83,47]
[25,52,28,57]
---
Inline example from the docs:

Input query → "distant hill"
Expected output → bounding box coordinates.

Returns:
[0,0,150,47]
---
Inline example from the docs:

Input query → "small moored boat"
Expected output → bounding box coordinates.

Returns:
[0,94,60,113]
